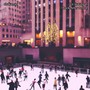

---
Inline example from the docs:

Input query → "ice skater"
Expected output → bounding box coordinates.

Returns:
[57,74,61,86]
[29,78,36,90]
[24,70,28,81]
[18,69,22,78]
[45,71,49,83]
[42,79,46,90]
[7,80,14,90]
[65,72,70,81]
[53,77,57,90]
[54,65,57,73]
[62,75,65,85]
[30,64,34,70]
[37,78,42,88]
[63,80,68,90]
[86,76,90,88]
[14,78,21,90]
[75,68,78,77]
[0,71,5,83]
[79,85,85,90]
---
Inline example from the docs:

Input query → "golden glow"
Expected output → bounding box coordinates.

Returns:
[36,33,41,38]
[67,31,75,37]
[78,36,82,45]
[24,38,34,45]
[44,31,46,35]
[24,40,31,45]
[30,38,34,43]
[12,43,15,47]
[39,33,41,38]
[60,30,63,38]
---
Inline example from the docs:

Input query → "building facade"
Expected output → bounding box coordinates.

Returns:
[0,0,32,46]
[0,0,22,46]
[32,0,90,47]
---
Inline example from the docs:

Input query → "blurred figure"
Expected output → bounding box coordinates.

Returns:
[7,80,14,90]
[79,85,85,90]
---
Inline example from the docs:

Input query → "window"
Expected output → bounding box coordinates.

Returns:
[10,35,12,38]
[6,29,8,32]
[2,28,5,32]
[6,34,9,38]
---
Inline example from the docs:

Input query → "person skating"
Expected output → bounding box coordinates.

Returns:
[14,78,21,90]
[57,74,61,86]
[9,67,14,77]
[24,70,28,81]
[38,72,42,81]
[0,71,5,83]
[45,71,49,83]
[62,75,65,85]
[65,72,70,81]
[42,79,46,90]
[63,80,68,90]
[29,78,36,90]
[79,85,85,90]
[53,77,57,90]
[14,71,17,78]
[49,65,53,72]
[30,64,34,70]
[7,80,14,90]
[75,68,78,77]
[37,78,42,88]
[18,69,22,78]
[55,65,57,73]
[86,76,89,88]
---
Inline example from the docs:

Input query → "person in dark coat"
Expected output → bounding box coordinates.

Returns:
[7,80,14,90]
[57,74,61,86]
[63,81,68,90]
[0,71,5,83]
[37,78,42,88]
[14,78,21,90]
[45,71,49,83]
[65,72,70,81]
[86,76,89,88]
[79,85,85,90]
[62,75,65,85]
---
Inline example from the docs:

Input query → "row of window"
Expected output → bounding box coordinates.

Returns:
[2,34,19,38]
[2,28,21,33]
[9,8,21,13]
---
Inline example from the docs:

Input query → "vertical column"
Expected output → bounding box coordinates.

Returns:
[63,0,66,46]
[69,0,71,27]
[56,0,60,46]
[32,0,35,46]
[75,0,82,46]
[45,0,49,47]
[51,0,54,24]
[41,0,43,46]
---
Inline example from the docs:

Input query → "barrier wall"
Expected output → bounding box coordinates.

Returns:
[63,48,90,64]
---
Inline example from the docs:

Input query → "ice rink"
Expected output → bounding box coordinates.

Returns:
[0,65,90,90]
